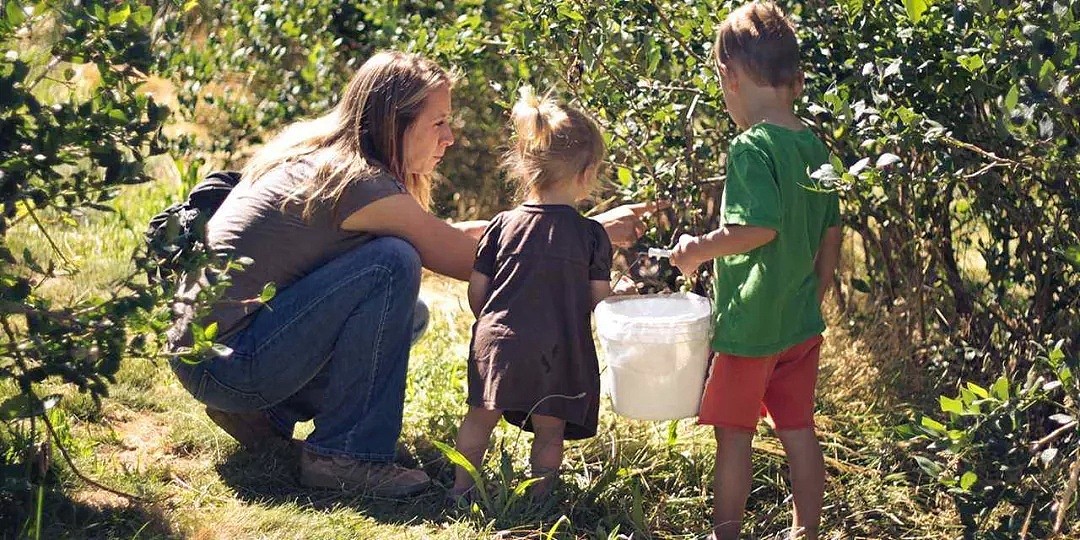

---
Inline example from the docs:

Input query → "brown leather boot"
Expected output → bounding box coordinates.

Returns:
[299,449,430,497]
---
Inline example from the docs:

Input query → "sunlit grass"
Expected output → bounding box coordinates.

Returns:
[0,177,949,539]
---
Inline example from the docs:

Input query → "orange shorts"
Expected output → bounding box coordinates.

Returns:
[697,335,823,432]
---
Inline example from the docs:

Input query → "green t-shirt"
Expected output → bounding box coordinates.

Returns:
[711,123,840,357]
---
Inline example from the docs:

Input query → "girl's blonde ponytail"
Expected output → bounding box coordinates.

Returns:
[510,86,554,153]
[503,86,605,200]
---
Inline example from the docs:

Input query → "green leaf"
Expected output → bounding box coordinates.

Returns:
[6,1,26,27]
[1040,447,1058,466]
[666,420,679,446]
[0,394,61,420]
[1063,246,1080,268]
[991,376,1009,400]
[556,5,585,22]
[132,6,153,26]
[507,476,544,508]
[203,321,218,341]
[903,0,929,23]
[617,167,633,187]
[1049,347,1066,365]
[940,395,963,415]
[1049,413,1075,425]
[959,471,977,490]
[921,416,947,434]
[851,277,871,293]
[432,440,491,507]
[259,282,277,303]
[1005,84,1019,111]
[183,0,199,13]
[108,108,128,122]
[876,153,902,168]
[957,54,984,73]
[966,382,989,399]
[107,5,131,26]
[546,515,572,540]
[914,456,943,477]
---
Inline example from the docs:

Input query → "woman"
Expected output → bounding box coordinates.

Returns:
[168,51,651,498]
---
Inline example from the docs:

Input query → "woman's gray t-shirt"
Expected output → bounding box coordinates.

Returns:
[168,160,406,348]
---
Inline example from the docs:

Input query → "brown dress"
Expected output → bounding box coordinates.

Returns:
[469,204,613,440]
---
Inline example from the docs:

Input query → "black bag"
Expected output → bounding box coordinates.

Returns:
[144,171,240,285]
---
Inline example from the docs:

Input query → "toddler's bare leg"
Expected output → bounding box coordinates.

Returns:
[528,414,566,495]
[776,428,824,540]
[712,427,754,540]
[452,406,503,493]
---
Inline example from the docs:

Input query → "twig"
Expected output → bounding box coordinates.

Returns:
[0,301,78,325]
[1031,421,1079,453]
[1054,455,1080,535]
[40,409,153,503]
[26,207,74,268]
[27,56,62,91]
[941,135,1029,170]
[961,162,1004,179]
[1021,502,1034,539]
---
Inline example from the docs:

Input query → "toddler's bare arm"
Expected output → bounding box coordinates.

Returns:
[467,271,491,318]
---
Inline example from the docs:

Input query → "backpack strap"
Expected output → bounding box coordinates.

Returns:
[186,171,241,214]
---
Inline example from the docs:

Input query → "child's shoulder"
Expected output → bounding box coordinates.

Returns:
[732,123,824,152]
[728,124,829,175]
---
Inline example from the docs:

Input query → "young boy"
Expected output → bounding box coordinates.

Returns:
[669,3,842,539]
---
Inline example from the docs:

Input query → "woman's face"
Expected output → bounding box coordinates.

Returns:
[403,83,455,176]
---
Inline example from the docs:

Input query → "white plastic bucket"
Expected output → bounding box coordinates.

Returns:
[594,292,713,421]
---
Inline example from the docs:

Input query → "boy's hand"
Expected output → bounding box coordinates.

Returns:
[670,234,708,276]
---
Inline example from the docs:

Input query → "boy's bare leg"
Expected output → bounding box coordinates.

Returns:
[528,414,566,496]
[452,406,503,493]
[712,427,754,540]
[776,428,825,540]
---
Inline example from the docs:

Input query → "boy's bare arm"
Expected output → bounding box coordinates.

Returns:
[467,271,491,317]
[814,226,842,304]
[669,225,777,275]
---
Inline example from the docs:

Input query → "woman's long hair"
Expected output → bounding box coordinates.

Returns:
[242,51,451,218]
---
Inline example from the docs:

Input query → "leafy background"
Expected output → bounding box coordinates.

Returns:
[1,0,1078,538]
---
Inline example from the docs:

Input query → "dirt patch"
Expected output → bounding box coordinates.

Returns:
[69,488,130,510]
[111,413,173,473]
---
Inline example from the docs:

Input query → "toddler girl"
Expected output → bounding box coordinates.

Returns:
[450,87,613,499]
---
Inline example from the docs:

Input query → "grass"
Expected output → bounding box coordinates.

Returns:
[1,177,957,539]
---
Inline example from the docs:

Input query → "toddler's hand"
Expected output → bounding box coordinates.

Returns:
[670,234,705,276]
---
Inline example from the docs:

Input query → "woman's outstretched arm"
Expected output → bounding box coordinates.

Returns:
[342,194,478,281]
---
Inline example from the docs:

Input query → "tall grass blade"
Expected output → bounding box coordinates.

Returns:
[432,440,491,508]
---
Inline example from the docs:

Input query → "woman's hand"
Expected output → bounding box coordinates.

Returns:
[592,202,665,248]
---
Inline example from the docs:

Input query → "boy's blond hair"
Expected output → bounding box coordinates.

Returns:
[714,2,800,88]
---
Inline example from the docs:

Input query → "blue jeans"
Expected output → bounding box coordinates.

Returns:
[171,237,427,461]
